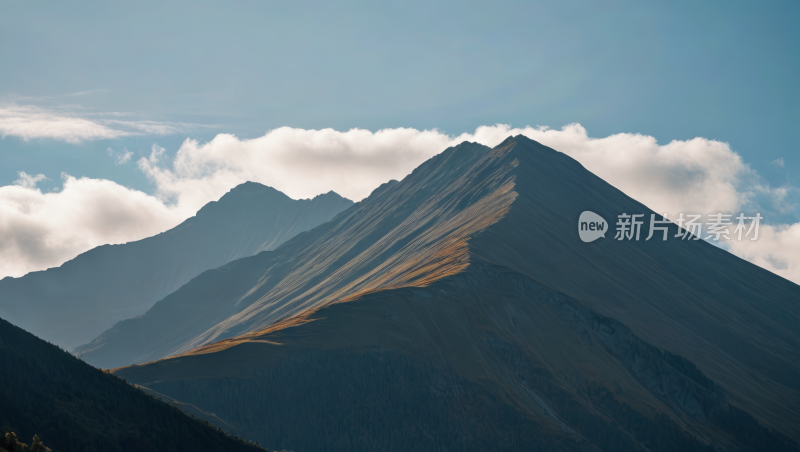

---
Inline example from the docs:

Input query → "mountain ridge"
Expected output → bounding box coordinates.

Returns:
[0,182,353,349]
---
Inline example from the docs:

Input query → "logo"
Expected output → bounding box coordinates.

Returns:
[579,211,608,242]
[578,211,762,243]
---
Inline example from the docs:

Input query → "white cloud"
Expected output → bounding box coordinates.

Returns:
[13,171,49,189]
[102,119,195,136]
[107,147,133,165]
[0,104,202,144]
[772,157,785,168]
[0,174,182,278]
[138,127,455,213]
[0,104,128,143]
[2,123,799,286]
[727,223,800,285]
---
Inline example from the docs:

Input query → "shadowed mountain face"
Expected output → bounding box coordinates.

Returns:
[109,137,798,451]
[0,182,352,349]
[0,316,265,452]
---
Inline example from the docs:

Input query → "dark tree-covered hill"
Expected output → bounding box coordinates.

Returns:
[0,317,267,452]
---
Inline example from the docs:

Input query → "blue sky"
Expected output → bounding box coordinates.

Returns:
[2,1,798,188]
[1,0,799,281]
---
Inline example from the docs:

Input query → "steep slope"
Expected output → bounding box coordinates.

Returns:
[107,136,797,450]
[0,316,266,452]
[0,182,352,349]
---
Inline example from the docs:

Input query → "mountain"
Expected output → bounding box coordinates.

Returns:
[104,136,796,451]
[0,316,267,452]
[0,182,352,349]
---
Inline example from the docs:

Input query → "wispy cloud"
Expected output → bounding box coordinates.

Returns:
[13,171,49,189]
[64,89,109,97]
[3,89,109,102]
[0,104,128,143]
[0,104,205,144]
[107,147,133,165]
[772,157,785,168]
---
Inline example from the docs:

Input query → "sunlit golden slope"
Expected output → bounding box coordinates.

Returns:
[185,151,518,355]
[81,141,520,368]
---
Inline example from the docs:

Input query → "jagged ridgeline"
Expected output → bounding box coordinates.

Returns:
[0,183,352,350]
[0,317,266,452]
[108,137,797,451]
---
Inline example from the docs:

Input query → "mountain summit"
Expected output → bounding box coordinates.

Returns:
[106,137,797,451]
[0,182,352,349]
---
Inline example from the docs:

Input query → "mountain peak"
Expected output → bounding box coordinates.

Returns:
[496,134,563,157]
[195,182,291,218]
[2,180,353,350]
[223,181,289,200]
[312,190,349,202]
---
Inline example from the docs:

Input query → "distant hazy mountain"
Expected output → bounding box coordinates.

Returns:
[0,182,352,349]
[0,316,265,452]
[106,137,796,451]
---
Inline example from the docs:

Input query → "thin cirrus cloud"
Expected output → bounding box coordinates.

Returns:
[0,104,202,144]
[107,147,133,165]
[0,121,798,286]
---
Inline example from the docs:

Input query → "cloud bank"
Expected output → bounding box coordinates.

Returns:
[1,123,798,286]
[138,127,457,214]
[0,174,182,278]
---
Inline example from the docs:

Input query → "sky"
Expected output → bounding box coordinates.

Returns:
[1,1,799,282]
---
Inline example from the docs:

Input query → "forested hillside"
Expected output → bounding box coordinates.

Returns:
[0,317,267,452]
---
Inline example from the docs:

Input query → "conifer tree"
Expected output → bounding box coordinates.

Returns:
[28,435,50,452]
[3,432,27,451]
